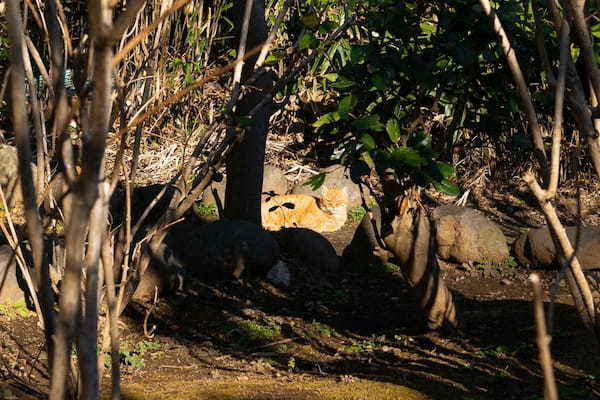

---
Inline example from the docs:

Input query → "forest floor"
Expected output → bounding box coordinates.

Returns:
[1,202,600,399]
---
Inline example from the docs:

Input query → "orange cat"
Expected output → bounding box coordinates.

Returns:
[262,187,348,233]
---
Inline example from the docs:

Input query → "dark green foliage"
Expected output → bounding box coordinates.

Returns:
[274,0,586,192]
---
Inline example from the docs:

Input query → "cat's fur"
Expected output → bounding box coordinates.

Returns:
[262,187,348,233]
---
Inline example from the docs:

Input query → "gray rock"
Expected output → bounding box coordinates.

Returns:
[0,245,26,305]
[514,225,600,269]
[0,145,21,207]
[165,219,280,280]
[201,179,226,208]
[276,228,340,272]
[0,145,37,208]
[291,165,368,208]
[261,165,289,201]
[266,260,291,286]
[201,165,289,207]
[431,205,509,264]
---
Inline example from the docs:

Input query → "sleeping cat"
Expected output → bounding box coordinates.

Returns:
[262,187,348,233]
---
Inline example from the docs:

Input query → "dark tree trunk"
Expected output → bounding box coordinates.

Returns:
[224,1,276,224]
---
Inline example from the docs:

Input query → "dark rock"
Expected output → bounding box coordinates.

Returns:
[276,228,340,272]
[164,219,280,280]
[110,184,180,229]
[0,245,26,304]
[342,205,384,267]
[431,205,509,264]
[291,165,369,208]
[514,225,600,270]
[133,242,184,301]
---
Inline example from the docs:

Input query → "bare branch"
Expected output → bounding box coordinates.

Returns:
[523,172,597,334]
[529,273,559,400]
[546,22,569,198]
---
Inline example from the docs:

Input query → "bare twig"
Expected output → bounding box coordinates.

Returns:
[524,172,597,335]
[529,274,559,400]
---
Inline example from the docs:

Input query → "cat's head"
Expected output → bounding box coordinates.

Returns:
[320,186,348,210]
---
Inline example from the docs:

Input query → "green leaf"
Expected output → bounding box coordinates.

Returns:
[331,76,356,89]
[303,173,326,190]
[313,112,340,128]
[386,118,401,143]
[591,23,600,39]
[408,131,432,149]
[390,146,425,168]
[322,73,339,82]
[352,115,385,131]
[371,73,387,90]
[350,46,367,64]
[361,133,376,150]
[337,95,357,120]
[319,21,336,35]
[434,161,455,178]
[430,178,460,196]
[299,32,318,50]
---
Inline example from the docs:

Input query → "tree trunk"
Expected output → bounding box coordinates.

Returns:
[224,0,276,224]
[379,190,459,331]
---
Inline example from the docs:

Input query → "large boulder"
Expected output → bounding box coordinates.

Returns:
[0,145,25,208]
[202,165,289,207]
[276,228,340,272]
[431,205,509,264]
[0,245,26,305]
[514,225,600,269]
[164,219,280,280]
[291,165,367,208]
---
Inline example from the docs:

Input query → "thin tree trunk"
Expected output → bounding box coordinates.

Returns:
[224,0,276,224]
[380,190,458,331]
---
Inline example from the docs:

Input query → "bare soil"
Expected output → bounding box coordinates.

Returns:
[1,212,600,400]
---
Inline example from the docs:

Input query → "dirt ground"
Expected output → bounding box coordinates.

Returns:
[1,206,600,400]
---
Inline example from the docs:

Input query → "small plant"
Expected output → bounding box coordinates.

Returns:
[476,256,519,276]
[239,320,281,343]
[346,205,366,224]
[343,339,375,353]
[194,202,218,217]
[310,322,339,338]
[104,339,162,369]
[352,261,401,276]
[136,339,162,356]
[0,298,29,318]
[287,356,296,371]
[120,347,145,369]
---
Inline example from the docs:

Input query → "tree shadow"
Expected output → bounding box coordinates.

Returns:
[122,253,600,400]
